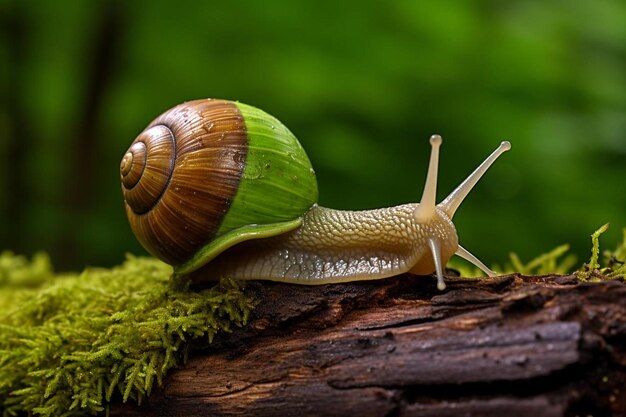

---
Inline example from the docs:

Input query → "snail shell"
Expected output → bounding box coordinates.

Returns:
[121,99,318,269]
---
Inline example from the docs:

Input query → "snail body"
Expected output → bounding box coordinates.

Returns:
[121,99,510,290]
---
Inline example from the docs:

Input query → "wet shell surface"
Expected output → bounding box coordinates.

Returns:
[121,99,318,269]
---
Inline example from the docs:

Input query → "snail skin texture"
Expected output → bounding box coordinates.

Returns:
[121,99,511,290]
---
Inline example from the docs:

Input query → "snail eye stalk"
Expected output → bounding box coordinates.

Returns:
[414,135,442,222]
[438,141,511,219]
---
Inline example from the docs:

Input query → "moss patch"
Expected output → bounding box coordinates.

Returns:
[0,255,255,416]
[577,224,626,281]
[450,225,626,280]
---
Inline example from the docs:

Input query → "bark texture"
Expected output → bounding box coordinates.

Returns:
[113,274,626,417]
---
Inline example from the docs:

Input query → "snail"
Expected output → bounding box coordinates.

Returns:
[120,99,511,290]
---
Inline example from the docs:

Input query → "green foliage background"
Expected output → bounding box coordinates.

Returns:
[1,0,625,271]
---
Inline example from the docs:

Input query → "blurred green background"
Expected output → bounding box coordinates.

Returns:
[0,0,624,272]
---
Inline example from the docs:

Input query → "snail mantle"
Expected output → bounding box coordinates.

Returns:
[111,273,626,417]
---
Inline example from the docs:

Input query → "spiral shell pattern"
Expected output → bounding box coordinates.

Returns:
[121,99,247,265]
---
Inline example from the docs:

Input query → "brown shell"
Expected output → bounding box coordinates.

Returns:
[120,99,247,265]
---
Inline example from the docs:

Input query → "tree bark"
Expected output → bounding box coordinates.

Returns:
[112,274,626,417]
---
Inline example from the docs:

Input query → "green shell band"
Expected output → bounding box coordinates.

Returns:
[177,102,318,275]
[217,102,318,234]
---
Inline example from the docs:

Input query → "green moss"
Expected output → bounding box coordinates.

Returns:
[577,224,626,281]
[449,225,626,281]
[448,243,578,278]
[504,244,578,276]
[0,251,55,289]
[0,254,255,416]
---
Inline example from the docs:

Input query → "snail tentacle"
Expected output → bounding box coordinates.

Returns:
[455,244,496,277]
[414,134,442,222]
[427,238,446,291]
[439,141,511,219]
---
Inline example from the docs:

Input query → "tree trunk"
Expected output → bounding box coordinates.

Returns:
[112,274,626,417]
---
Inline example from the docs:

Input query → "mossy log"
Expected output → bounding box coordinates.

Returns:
[112,274,626,417]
